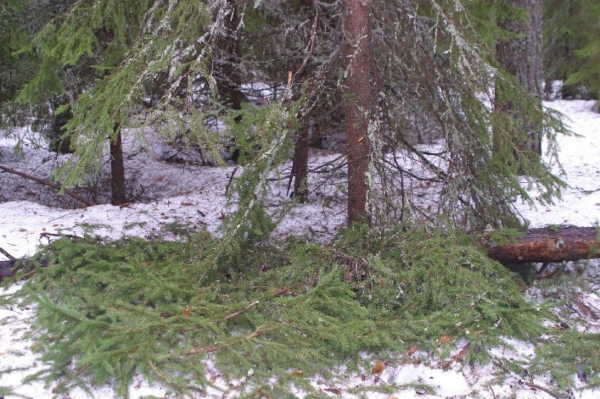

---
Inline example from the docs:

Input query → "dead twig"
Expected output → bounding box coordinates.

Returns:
[523,382,564,399]
[40,232,84,242]
[184,345,218,356]
[51,364,90,394]
[492,360,565,399]
[0,247,16,261]
[224,300,259,321]
[224,167,238,196]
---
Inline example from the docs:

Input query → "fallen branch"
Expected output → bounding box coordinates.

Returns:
[0,246,16,261]
[0,165,94,207]
[492,360,565,399]
[523,382,564,399]
[224,167,238,196]
[40,232,84,242]
[0,234,82,282]
[224,300,259,321]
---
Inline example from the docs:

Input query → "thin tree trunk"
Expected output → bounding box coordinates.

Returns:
[216,0,244,162]
[289,0,314,202]
[344,0,373,225]
[497,0,543,156]
[110,124,126,205]
[291,122,310,201]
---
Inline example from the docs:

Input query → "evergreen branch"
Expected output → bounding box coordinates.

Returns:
[183,345,218,356]
[148,360,195,397]
[181,328,261,358]
[51,364,90,394]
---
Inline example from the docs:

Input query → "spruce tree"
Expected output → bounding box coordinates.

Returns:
[12,0,569,233]
[543,0,600,104]
[0,0,36,127]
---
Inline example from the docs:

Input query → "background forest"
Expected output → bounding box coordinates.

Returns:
[0,0,596,229]
[1,0,600,398]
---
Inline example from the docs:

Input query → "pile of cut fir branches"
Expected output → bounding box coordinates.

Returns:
[3,225,594,397]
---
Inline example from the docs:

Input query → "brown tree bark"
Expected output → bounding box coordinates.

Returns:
[486,226,600,264]
[291,122,310,201]
[497,0,543,156]
[110,124,127,205]
[289,0,314,202]
[216,0,244,113]
[344,0,373,225]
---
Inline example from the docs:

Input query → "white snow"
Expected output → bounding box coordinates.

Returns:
[1,99,599,398]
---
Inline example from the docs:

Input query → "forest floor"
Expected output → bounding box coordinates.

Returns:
[0,99,599,398]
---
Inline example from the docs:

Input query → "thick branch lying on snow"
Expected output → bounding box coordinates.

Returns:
[0,165,94,207]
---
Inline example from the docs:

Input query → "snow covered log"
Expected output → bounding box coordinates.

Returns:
[486,226,600,264]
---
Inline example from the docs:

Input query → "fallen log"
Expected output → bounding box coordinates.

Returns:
[486,226,600,264]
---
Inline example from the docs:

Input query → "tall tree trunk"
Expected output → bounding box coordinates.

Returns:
[110,124,126,205]
[497,0,543,156]
[290,0,314,201]
[344,0,373,225]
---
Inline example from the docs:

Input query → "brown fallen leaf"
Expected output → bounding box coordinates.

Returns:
[437,335,452,345]
[553,322,570,330]
[372,360,386,375]
[408,346,418,356]
[453,341,471,361]
[442,359,454,370]
[246,330,261,339]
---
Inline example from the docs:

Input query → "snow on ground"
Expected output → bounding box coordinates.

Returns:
[1,100,599,398]
[519,100,600,227]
